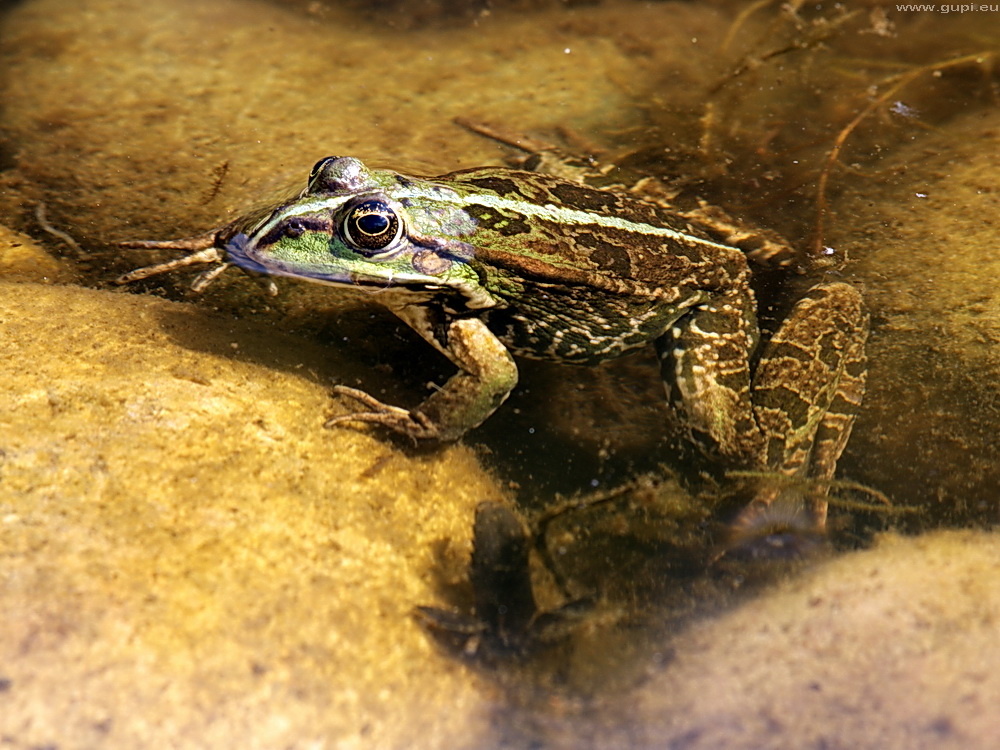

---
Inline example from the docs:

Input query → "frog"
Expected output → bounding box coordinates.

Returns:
[117,129,869,531]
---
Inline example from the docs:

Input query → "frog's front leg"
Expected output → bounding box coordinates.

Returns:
[328,315,518,442]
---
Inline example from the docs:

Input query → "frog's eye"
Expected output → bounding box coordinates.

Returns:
[341,200,403,253]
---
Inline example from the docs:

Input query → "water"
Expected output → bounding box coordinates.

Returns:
[1,1,999,747]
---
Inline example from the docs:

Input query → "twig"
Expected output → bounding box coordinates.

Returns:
[35,203,85,258]
[811,51,996,257]
[202,160,230,204]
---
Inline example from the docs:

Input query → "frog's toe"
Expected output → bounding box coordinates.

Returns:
[327,386,442,440]
[413,606,486,636]
[740,234,798,268]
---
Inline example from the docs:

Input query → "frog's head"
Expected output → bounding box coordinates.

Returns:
[227,156,491,306]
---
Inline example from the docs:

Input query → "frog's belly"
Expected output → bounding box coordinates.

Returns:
[485,293,685,364]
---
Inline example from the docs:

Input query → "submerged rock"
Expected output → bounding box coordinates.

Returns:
[544,530,1000,750]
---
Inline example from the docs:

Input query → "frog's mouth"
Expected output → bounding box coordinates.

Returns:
[224,232,450,292]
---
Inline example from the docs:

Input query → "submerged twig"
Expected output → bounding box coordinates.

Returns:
[811,51,996,258]
[35,202,85,258]
[710,7,860,96]
[190,261,233,292]
[534,475,653,540]
[532,474,665,597]
[201,160,230,205]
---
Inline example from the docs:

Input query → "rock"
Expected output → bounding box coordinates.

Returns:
[0,280,507,749]
[542,530,1000,750]
[0,223,75,283]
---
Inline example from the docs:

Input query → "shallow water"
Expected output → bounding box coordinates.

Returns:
[1,1,999,747]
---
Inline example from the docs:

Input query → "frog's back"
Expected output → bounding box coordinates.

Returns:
[432,167,746,363]
[438,166,743,297]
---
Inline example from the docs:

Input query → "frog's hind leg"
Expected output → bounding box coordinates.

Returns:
[741,281,869,532]
[792,304,868,528]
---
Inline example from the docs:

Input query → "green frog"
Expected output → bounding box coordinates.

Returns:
[118,134,868,530]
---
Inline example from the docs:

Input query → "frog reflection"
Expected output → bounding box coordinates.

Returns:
[415,502,588,659]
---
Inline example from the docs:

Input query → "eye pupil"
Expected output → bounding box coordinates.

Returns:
[356,213,389,235]
[343,200,401,252]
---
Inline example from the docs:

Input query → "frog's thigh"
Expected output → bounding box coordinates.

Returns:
[659,290,764,465]
[752,282,868,478]
[414,317,519,441]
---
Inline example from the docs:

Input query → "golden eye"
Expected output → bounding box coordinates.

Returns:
[342,200,402,252]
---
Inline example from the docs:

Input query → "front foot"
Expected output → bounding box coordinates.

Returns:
[326,317,518,443]
[326,386,444,441]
